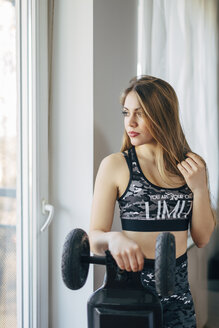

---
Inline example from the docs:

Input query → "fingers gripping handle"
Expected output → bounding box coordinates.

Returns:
[41,199,54,232]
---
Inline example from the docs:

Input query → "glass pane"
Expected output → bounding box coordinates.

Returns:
[0,0,17,327]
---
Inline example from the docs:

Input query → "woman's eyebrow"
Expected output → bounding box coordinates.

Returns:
[122,107,142,111]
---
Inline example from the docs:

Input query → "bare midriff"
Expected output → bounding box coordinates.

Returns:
[122,230,188,259]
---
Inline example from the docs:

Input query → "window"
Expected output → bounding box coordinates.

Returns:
[0,0,49,327]
[0,0,17,326]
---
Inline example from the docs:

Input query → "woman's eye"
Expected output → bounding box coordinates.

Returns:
[121,111,143,118]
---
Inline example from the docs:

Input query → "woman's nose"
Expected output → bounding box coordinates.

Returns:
[128,115,138,127]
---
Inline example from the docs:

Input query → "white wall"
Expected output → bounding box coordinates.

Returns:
[93,0,138,290]
[49,1,93,328]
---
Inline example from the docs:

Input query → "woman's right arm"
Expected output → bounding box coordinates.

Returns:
[88,154,121,255]
[88,154,144,272]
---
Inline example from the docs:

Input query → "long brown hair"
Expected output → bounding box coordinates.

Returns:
[120,75,217,226]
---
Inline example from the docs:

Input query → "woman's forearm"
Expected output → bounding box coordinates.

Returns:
[190,188,215,247]
[88,230,122,255]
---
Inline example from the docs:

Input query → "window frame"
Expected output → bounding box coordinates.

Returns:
[16,0,49,327]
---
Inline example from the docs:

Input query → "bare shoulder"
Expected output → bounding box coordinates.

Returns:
[100,151,127,170]
[99,151,128,184]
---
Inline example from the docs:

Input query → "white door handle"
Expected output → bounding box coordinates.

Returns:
[41,199,54,232]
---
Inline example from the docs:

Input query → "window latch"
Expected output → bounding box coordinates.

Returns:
[41,199,54,232]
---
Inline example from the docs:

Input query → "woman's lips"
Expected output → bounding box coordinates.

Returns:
[128,132,140,137]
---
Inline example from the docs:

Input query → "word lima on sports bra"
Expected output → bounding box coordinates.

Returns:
[144,199,193,219]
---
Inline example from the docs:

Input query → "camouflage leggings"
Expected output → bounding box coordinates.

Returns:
[141,252,197,328]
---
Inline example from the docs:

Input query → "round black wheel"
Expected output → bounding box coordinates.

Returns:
[155,232,176,297]
[61,228,90,290]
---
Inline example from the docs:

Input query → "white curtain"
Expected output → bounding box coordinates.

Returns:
[138,0,219,210]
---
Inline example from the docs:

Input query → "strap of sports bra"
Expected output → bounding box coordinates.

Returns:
[122,148,132,174]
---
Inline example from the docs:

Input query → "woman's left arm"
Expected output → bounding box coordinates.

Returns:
[177,152,216,248]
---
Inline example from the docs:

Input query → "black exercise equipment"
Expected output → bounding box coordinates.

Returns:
[155,232,176,296]
[61,228,90,290]
[61,229,176,328]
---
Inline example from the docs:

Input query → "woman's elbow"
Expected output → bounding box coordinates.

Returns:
[194,237,210,248]
[191,226,215,249]
[196,241,208,248]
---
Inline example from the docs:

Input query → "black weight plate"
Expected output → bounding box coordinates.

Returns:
[155,232,176,297]
[61,228,90,290]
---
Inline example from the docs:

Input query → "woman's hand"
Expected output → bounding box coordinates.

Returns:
[177,152,207,193]
[108,232,145,272]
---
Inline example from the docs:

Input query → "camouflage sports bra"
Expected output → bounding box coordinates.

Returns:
[117,146,193,232]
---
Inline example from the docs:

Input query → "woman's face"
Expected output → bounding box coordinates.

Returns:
[122,91,155,146]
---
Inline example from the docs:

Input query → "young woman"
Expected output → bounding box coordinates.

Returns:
[88,75,217,327]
